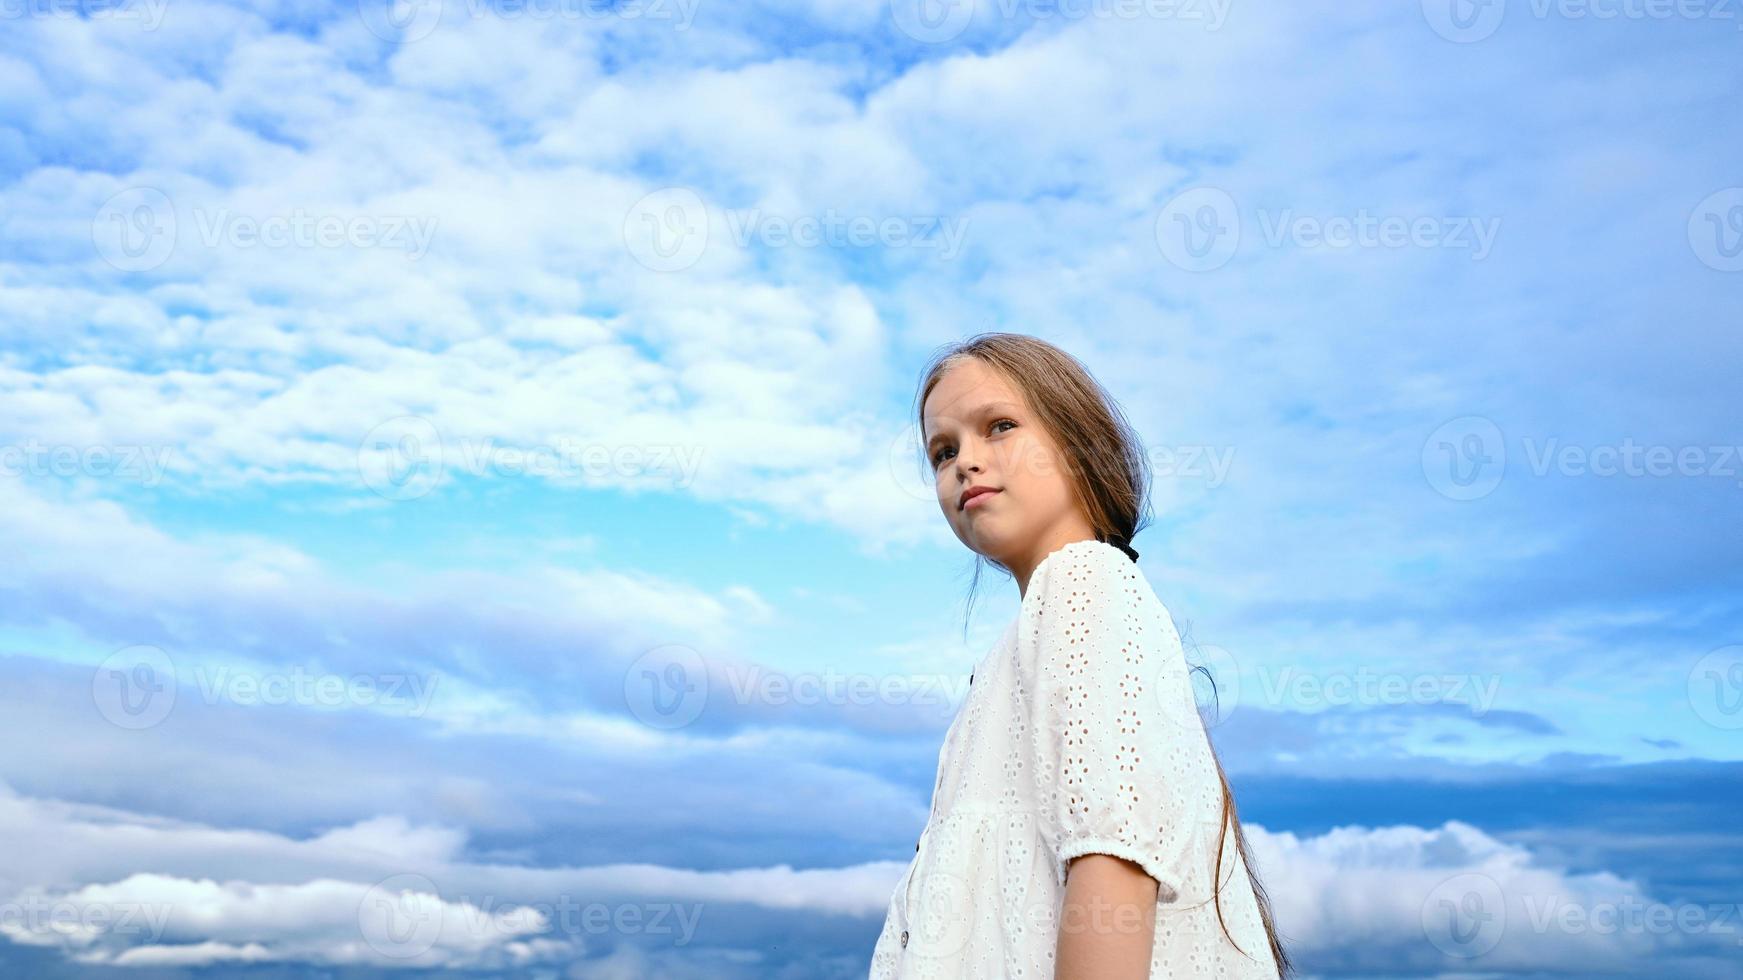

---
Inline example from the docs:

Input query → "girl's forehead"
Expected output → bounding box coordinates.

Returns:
[924,395,1025,434]
[926,362,1024,419]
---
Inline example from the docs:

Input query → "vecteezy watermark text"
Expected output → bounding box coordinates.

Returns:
[720,208,970,259]
[1,0,167,28]
[357,874,704,960]
[357,416,709,501]
[889,0,1233,44]
[1155,188,1502,271]
[1255,665,1504,715]
[191,207,438,259]
[1424,416,1743,501]
[92,645,442,730]
[0,896,174,945]
[1422,0,1743,44]
[358,0,702,43]
[1,441,174,485]
[92,187,440,271]
[622,187,971,271]
[621,644,982,731]
[193,665,440,715]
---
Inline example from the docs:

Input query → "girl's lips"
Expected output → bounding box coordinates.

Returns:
[963,489,999,510]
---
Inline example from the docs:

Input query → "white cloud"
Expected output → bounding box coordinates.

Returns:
[1,780,1729,975]
[1247,819,1710,973]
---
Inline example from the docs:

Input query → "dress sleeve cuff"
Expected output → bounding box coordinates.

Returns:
[1055,835,1183,903]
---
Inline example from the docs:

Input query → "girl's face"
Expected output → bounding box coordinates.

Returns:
[923,358,1089,569]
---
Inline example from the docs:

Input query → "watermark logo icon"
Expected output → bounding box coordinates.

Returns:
[887,420,939,504]
[358,0,444,42]
[358,873,445,959]
[1170,641,1241,731]
[1422,0,1506,42]
[1689,645,1743,730]
[907,868,973,959]
[1155,187,1240,272]
[624,187,709,272]
[1423,415,1506,500]
[624,644,709,729]
[359,416,445,501]
[890,0,976,43]
[1688,188,1743,272]
[93,187,176,272]
[92,644,177,730]
[1422,872,1506,957]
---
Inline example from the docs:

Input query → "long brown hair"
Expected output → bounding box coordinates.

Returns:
[912,331,1292,977]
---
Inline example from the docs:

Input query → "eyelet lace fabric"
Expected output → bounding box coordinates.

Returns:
[869,539,1279,979]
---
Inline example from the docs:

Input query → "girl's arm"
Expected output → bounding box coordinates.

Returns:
[1054,853,1158,980]
[1022,545,1229,979]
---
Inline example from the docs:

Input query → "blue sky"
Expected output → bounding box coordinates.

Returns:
[1,0,1740,976]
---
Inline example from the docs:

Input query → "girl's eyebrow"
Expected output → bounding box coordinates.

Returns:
[925,401,1022,450]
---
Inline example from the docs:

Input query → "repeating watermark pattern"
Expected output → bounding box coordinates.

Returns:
[1422,415,1507,501]
[1150,444,1237,487]
[1254,665,1504,716]
[903,867,974,960]
[1424,416,1743,501]
[622,187,970,272]
[620,641,1493,735]
[0,0,167,28]
[1155,187,1501,271]
[1153,187,1241,271]
[721,208,970,260]
[1520,437,1743,485]
[0,895,174,946]
[623,187,710,273]
[1178,644,1505,728]
[195,665,440,715]
[623,644,711,730]
[1688,644,1743,730]
[888,0,1232,44]
[92,645,178,731]
[358,415,446,501]
[1688,187,1743,272]
[93,187,176,273]
[356,415,707,501]
[0,440,174,486]
[92,187,439,271]
[356,874,703,960]
[1421,872,1743,958]
[190,207,438,259]
[721,665,967,715]
[1420,0,1510,41]
[1174,641,1242,731]
[888,418,1238,505]
[1254,208,1501,260]
[622,644,974,730]
[1421,872,1508,957]
[91,644,442,730]
[1424,0,1743,42]
[628,621,1506,733]
[1520,896,1743,946]
[357,0,701,43]
[358,874,447,959]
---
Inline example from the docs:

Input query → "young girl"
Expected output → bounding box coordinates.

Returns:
[869,334,1290,979]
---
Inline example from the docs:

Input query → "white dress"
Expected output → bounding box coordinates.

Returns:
[869,538,1280,979]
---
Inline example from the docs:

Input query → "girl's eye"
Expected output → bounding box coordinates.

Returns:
[932,420,1017,467]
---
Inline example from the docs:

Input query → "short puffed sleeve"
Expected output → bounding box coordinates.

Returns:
[1019,542,1230,903]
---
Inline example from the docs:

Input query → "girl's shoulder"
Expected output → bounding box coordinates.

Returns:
[1020,538,1173,629]
[1016,538,1189,683]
